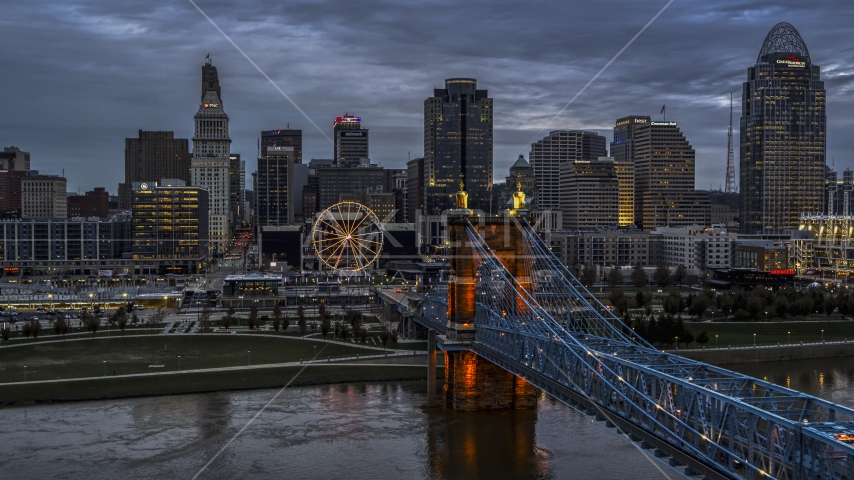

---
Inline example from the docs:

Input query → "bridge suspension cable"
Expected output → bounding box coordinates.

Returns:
[459,219,854,480]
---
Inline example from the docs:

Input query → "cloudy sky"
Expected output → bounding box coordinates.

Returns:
[2,0,853,193]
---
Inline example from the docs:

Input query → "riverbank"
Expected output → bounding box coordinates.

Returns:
[670,339,854,365]
[0,363,442,407]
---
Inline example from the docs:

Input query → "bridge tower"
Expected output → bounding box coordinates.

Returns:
[441,183,537,411]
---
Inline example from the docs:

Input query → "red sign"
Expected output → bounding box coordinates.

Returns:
[770,269,796,275]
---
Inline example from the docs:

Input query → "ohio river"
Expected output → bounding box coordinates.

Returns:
[1,357,853,480]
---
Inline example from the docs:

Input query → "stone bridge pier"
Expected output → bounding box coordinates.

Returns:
[438,201,537,411]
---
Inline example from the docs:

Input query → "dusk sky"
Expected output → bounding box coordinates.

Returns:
[2,0,853,194]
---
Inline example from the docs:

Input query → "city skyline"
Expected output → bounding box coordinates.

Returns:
[2,1,853,194]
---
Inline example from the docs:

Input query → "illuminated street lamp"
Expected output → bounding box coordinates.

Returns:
[788,331,791,345]
[715,334,718,348]
[247,350,251,366]
[753,333,756,347]
[822,329,825,343]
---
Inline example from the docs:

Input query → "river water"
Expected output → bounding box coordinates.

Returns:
[1,357,853,479]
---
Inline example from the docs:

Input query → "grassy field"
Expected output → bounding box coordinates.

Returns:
[682,321,854,348]
[0,364,442,407]
[0,335,381,383]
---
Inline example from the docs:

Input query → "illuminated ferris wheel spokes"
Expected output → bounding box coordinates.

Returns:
[311,201,382,271]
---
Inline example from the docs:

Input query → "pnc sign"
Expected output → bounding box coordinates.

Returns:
[203,103,219,108]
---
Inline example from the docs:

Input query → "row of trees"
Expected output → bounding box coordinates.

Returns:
[579,263,689,289]
[626,314,710,348]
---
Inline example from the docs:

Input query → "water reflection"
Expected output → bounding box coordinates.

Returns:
[427,408,549,479]
[731,356,854,408]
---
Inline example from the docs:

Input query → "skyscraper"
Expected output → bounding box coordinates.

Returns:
[740,22,826,234]
[424,78,493,213]
[256,141,296,227]
[190,59,232,253]
[559,157,618,229]
[529,131,607,213]
[333,116,368,167]
[120,131,190,209]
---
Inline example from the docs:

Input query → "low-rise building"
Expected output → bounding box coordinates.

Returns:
[0,216,132,276]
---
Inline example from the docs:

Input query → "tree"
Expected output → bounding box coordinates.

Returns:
[631,263,647,288]
[746,295,763,321]
[391,328,399,345]
[774,296,789,318]
[606,268,622,288]
[221,314,232,331]
[199,306,213,334]
[609,290,627,316]
[359,326,368,344]
[22,321,32,339]
[688,297,710,320]
[321,315,331,340]
[150,307,167,326]
[379,327,391,347]
[338,322,348,341]
[53,317,69,339]
[1,324,9,346]
[117,315,127,337]
[298,315,307,335]
[653,263,672,288]
[318,303,326,319]
[131,313,140,327]
[719,295,735,318]
[247,304,259,331]
[273,302,283,333]
[696,331,710,347]
[825,296,837,317]
[580,265,596,288]
[83,313,100,339]
[674,264,687,287]
[635,290,645,308]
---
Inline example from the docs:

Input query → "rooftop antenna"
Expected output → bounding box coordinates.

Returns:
[725,91,737,193]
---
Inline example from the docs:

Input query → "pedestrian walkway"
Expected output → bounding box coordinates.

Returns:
[159,322,174,334]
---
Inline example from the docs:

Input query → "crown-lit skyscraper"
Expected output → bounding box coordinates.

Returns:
[423,78,493,214]
[191,58,232,253]
[740,23,826,234]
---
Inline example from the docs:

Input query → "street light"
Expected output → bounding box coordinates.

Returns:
[103,360,106,377]
[23,365,27,382]
[822,329,825,343]
[675,336,679,350]
[788,331,791,345]
[178,355,181,372]
[753,333,756,347]
[247,350,251,366]
[715,334,718,348]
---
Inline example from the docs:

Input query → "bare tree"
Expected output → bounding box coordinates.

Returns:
[321,315,330,340]
[150,307,167,326]
[117,315,127,337]
[199,306,213,334]
[247,304,259,331]
[31,319,42,341]
[22,322,32,339]
[1,324,9,346]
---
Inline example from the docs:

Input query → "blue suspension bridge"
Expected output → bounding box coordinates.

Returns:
[409,215,854,480]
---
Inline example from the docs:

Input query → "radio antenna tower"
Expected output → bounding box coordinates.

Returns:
[725,91,736,193]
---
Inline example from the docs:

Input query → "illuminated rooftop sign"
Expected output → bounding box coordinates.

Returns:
[203,103,219,108]
[776,56,806,68]
[334,116,361,125]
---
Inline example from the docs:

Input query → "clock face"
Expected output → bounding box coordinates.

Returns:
[140,183,149,190]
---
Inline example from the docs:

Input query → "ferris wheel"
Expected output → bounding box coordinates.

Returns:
[311,201,383,271]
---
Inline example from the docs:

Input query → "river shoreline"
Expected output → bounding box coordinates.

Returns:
[0,364,443,408]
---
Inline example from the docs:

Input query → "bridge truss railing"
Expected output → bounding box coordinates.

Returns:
[419,281,448,334]
[465,220,854,480]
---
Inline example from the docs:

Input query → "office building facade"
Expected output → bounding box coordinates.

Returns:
[131,181,209,274]
[740,23,826,234]
[120,131,191,209]
[333,116,368,167]
[22,175,67,218]
[424,78,493,213]
[67,187,110,218]
[529,130,607,213]
[0,147,30,171]
[559,157,619,229]
[0,216,132,276]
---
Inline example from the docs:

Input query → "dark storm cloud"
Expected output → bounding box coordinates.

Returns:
[1,0,852,193]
